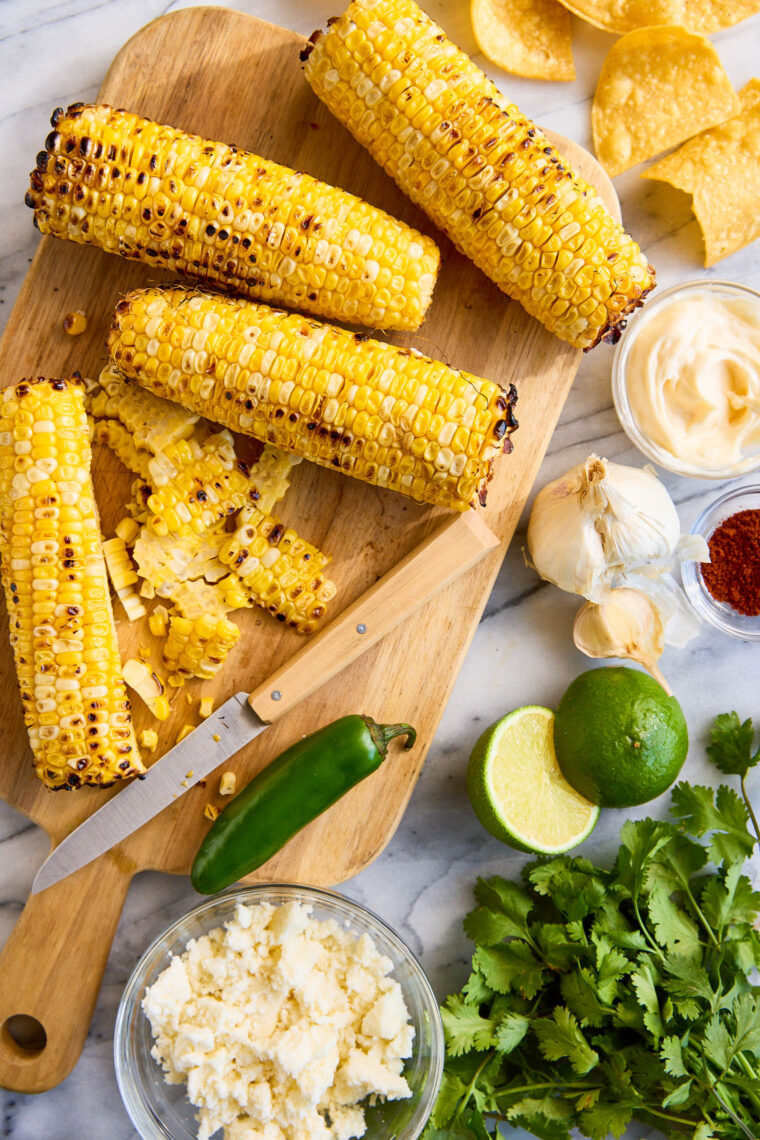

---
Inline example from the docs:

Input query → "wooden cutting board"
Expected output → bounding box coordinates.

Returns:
[0,5,620,1094]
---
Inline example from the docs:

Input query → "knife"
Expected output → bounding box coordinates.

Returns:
[32,510,500,893]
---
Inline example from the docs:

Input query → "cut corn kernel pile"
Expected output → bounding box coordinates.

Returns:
[0,378,143,789]
[162,614,241,680]
[302,0,655,349]
[108,285,517,510]
[26,103,440,333]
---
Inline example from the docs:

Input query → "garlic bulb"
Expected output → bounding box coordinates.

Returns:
[527,454,707,602]
[573,588,671,694]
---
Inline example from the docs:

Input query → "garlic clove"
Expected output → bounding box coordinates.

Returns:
[573,588,672,695]
[619,571,701,649]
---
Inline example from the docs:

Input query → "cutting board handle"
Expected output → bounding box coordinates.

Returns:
[249,510,500,721]
[0,854,131,1093]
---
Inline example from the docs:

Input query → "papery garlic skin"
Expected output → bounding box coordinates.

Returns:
[527,454,704,604]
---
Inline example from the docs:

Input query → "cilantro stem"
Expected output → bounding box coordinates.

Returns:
[681,881,720,948]
[734,1052,760,1115]
[632,895,662,956]
[452,1050,494,1124]
[639,1105,703,1128]
[490,1080,598,1096]
[741,774,760,845]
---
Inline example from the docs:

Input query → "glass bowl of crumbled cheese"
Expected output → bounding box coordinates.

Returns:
[114,884,444,1140]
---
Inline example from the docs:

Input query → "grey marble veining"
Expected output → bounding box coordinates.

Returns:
[1,2,759,1137]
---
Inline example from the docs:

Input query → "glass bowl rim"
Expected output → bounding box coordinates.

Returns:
[114,882,445,1140]
[682,483,760,640]
[612,278,760,480]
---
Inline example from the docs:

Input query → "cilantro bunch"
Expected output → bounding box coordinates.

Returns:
[425,715,760,1140]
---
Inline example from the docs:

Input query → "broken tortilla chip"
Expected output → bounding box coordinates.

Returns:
[557,0,760,34]
[471,0,574,80]
[642,79,760,267]
[592,26,740,178]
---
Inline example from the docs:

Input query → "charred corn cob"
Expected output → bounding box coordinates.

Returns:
[91,364,198,453]
[218,505,337,633]
[92,418,153,481]
[302,0,656,349]
[109,286,517,510]
[0,378,142,789]
[162,613,241,679]
[26,103,440,332]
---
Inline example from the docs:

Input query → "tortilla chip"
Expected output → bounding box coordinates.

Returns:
[557,0,760,34]
[642,79,760,266]
[471,0,574,80]
[592,27,740,178]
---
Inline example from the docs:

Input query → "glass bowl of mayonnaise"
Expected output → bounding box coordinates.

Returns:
[115,883,444,1140]
[612,280,760,479]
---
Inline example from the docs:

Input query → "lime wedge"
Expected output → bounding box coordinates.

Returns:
[467,706,600,854]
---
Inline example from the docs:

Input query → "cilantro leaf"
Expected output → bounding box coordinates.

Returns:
[493,1012,530,1054]
[461,971,493,1006]
[707,712,759,778]
[661,1035,689,1078]
[427,1069,469,1128]
[473,942,545,999]
[471,876,532,939]
[440,995,495,1055]
[561,968,611,1027]
[646,876,702,955]
[703,1013,733,1072]
[730,992,760,1060]
[577,1099,634,1139]
[527,858,609,920]
[662,1078,693,1108]
[533,1006,599,1074]
[631,957,664,1040]
[670,783,756,865]
[699,864,760,934]
[463,905,522,948]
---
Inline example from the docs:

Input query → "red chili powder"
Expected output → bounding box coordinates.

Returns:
[701,508,760,616]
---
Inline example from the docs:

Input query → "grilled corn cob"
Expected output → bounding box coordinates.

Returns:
[302,0,655,349]
[26,103,440,332]
[109,286,517,510]
[0,378,142,789]
[218,506,337,633]
[162,613,241,679]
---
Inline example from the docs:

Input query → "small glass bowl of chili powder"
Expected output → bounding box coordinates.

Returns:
[683,485,760,639]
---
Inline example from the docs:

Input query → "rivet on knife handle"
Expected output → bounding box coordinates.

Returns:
[247,510,499,721]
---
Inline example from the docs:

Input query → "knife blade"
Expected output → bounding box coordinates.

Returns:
[31,509,500,894]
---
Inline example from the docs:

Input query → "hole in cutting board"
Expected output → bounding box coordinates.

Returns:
[2,1014,47,1055]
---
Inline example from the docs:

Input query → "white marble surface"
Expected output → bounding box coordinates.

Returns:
[1,2,760,1137]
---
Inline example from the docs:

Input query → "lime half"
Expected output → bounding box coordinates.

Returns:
[467,706,600,854]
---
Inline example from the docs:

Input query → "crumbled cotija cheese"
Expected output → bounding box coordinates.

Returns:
[142,901,414,1140]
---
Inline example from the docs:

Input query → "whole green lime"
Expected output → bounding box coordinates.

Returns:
[553,667,688,808]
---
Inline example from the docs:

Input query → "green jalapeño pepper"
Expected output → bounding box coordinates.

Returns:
[191,715,416,894]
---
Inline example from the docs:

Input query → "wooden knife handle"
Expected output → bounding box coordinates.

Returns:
[0,852,132,1093]
[248,510,500,721]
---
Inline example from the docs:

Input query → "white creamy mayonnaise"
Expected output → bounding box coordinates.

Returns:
[624,291,760,476]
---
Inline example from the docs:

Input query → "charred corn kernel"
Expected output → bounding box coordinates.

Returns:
[177,723,195,743]
[168,673,185,688]
[146,431,260,538]
[199,696,214,719]
[27,103,440,332]
[302,0,656,349]
[148,604,169,637]
[219,771,236,796]
[140,728,159,752]
[102,536,146,621]
[109,286,517,510]
[123,658,170,720]
[92,364,198,453]
[63,310,87,336]
[0,378,143,789]
[250,445,302,514]
[204,802,220,821]
[115,516,140,545]
[92,419,152,481]
[218,505,337,633]
[126,479,151,521]
[162,613,241,679]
